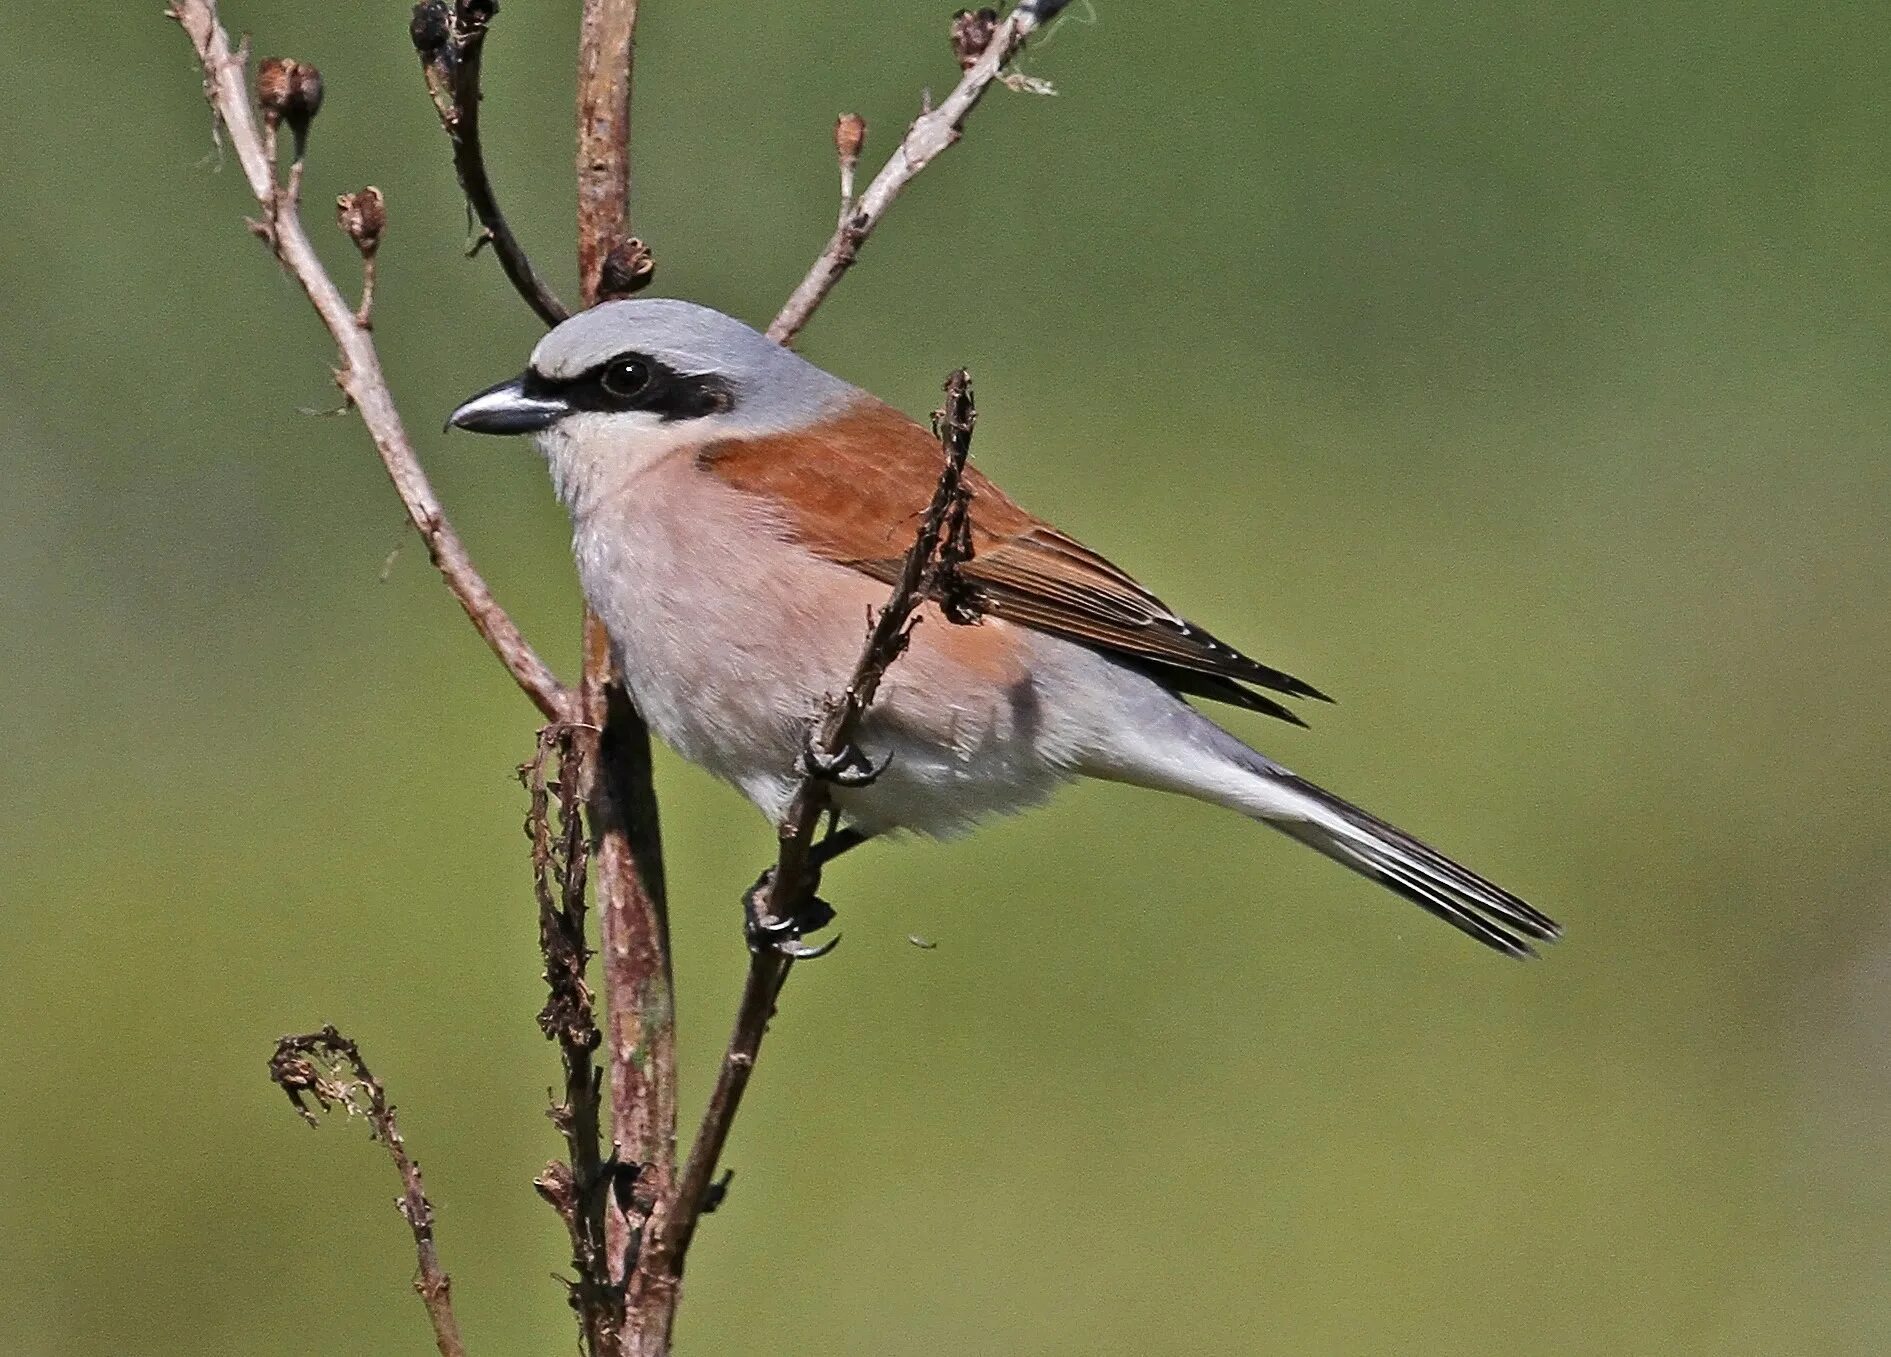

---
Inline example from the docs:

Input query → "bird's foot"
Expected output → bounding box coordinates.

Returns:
[799,735,892,788]
[742,870,840,960]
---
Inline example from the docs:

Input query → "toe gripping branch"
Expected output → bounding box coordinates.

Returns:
[742,870,840,961]
[799,733,893,788]
[753,735,886,958]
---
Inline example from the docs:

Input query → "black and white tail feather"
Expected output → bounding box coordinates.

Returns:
[1261,772,1558,958]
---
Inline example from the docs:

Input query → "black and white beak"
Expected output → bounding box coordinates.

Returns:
[446,374,569,435]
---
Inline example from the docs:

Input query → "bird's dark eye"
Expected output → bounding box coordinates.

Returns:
[600,356,652,400]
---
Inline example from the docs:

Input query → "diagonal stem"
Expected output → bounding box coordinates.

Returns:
[168,0,573,724]
[638,370,980,1292]
[768,0,1072,344]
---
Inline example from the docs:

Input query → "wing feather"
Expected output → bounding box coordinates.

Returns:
[700,397,1328,721]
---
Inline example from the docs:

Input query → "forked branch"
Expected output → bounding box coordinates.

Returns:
[768,0,1074,344]
[175,1,1065,1350]
[167,0,574,723]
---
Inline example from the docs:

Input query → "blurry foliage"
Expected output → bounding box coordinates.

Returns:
[3,2,1890,1354]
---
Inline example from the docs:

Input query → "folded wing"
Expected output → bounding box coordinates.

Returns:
[700,396,1329,724]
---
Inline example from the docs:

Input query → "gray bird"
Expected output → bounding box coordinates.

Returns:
[451,299,1559,957]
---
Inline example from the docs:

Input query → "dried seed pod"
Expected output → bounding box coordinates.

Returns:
[409,1,451,59]
[255,56,293,131]
[284,62,324,138]
[596,237,656,300]
[455,0,499,28]
[336,187,387,257]
[834,113,867,173]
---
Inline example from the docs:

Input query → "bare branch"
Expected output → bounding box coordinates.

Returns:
[411,0,570,327]
[576,0,644,301]
[637,369,981,1289]
[270,1027,468,1357]
[521,725,625,1357]
[571,8,679,1352]
[768,1,1072,344]
[578,617,676,1353]
[168,0,575,723]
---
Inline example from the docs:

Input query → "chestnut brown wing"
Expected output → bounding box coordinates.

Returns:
[700,398,1329,723]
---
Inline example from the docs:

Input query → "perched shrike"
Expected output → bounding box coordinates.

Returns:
[450,299,1559,958]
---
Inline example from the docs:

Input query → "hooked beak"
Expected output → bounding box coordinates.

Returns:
[446,374,568,435]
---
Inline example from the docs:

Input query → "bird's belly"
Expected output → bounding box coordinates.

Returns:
[609,607,1070,838]
[577,494,1070,837]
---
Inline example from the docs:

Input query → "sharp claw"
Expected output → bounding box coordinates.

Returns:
[799,737,894,788]
[778,931,842,960]
[832,752,892,787]
[742,875,840,960]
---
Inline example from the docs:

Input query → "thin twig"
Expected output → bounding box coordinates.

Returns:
[336,186,385,329]
[638,370,981,1287]
[522,725,623,1357]
[411,1,570,327]
[168,0,574,724]
[270,1027,468,1357]
[767,0,1073,344]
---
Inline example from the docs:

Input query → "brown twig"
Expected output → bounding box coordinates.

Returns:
[521,725,623,1357]
[767,0,1072,344]
[270,1027,468,1357]
[577,0,644,301]
[636,369,981,1293]
[168,0,574,724]
[570,6,680,1353]
[411,0,570,327]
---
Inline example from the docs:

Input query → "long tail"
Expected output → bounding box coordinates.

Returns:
[1255,770,1560,958]
[1069,668,1560,956]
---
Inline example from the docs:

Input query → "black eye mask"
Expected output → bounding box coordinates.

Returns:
[526,351,735,422]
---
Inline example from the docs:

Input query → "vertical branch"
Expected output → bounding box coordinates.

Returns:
[572,9,678,1354]
[522,725,621,1355]
[577,0,642,298]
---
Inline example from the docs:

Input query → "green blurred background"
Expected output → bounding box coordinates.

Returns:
[4,2,1889,1352]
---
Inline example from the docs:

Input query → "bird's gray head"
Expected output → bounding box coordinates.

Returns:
[448,298,857,443]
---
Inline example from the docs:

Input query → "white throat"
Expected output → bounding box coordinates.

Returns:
[533,411,716,521]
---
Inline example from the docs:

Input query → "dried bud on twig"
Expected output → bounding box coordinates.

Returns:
[256,57,323,156]
[834,113,867,171]
[596,237,656,300]
[285,62,324,138]
[336,187,387,327]
[255,56,293,131]
[336,187,387,257]
[409,0,451,60]
[455,0,499,29]
[534,1159,578,1215]
[951,8,1001,70]
[835,113,867,213]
